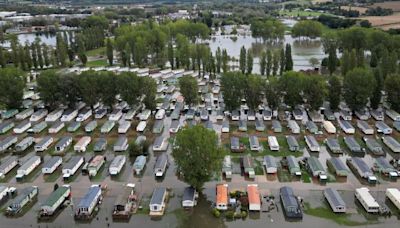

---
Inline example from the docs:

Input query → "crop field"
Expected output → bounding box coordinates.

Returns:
[361,12,400,30]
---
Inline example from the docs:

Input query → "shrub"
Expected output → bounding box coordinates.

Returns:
[212,208,220,218]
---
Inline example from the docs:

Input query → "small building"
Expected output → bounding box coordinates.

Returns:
[347,158,376,183]
[323,121,336,134]
[42,156,62,174]
[28,121,47,134]
[247,110,256,121]
[114,136,128,152]
[109,109,123,121]
[231,137,245,152]
[355,188,379,213]
[382,136,400,153]
[268,136,280,151]
[357,120,374,135]
[247,184,261,211]
[305,135,320,152]
[325,138,342,154]
[272,120,282,133]
[375,121,392,135]
[182,187,198,208]
[344,136,362,153]
[386,109,400,121]
[340,110,352,120]
[16,108,34,120]
[327,157,348,177]
[0,156,18,178]
[324,188,346,213]
[306,121,318,134]
[6,186,38,215]
[76,108,92,122]
[118,121,131,134]
[238,120,247,132]
[0,136,18,153]
[74,136,91,152]
[30,109,48,122]
[75,186,102,219]
[60,109,78,122]
[13,120,31,134]
[216,184,228,210]
[309,110,324,123]
[55,136,73,153]
[200,108,209,121]
[2,109,18,119]
[48,121,65,134]
[136,121,147,132]
[88,155,105,177]
[374,157,398,178]
[222,155,233,179]
[0,121,15,134]
[371,109,384,121]
[67,121,81,133]
[280,186,302,219]
[286,156,301,176]
[249,135,261,151]
[109,155,126,176]
[386,188,400,211]
[139,109,151,121]
[292,108,303,120]
[255,119,265,132]
[94,108,107,119]
[306,156,327,181]
[154,154,168,177]
[221,120,229,133]
[0,186,8,202]
[264,155,277,174]
[231,110,240,121]
[169,120,180,133]
[242,155,255,179]
[338,119,355,134]
[363,137,383,156]
[324,109,335,121]
[288,120,300,134]
[263,109,272,121]
[39,186,71,217]
[286,135,300,152]
[101,120,115,133]
[34,136,53,152]
[62,156,84,179]
[149,187,168,216]
[45,109,64,122]
[394,121,400,132]
[152,120,164,134]
[153,136,168,152]
[16,156,41,179]
[93,138,107,152]
[125,109,137,120]
[133,155,146,175]
[355,109,370,120]
[85,120,97,133]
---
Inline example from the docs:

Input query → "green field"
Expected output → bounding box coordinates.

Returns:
[86,59,108,67]
[86,47,106,57]
[279,9,330,17]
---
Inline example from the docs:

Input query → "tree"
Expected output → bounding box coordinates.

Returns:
[327,46,337,75]
[291,20,323,39]
[278,71,304,108]
[56,33,67,67]
[264,77,280,110]
[141,77,157,110]
[266,50,272,76]
[370,69,383,109]
[385,74,400,112]
[76,34,87,66]
[279,48,285,75]
[35,38,43,69]
[272,50,280,76]
[172,125,223,191]
[42,44,50,67]
[24,43,32,70]
[285,44,293,71]
[0,47,5,68]
[260,51,266,76]
[117,72,140,107]
[246,50,253,74]
[245,74,264,110]
[216,47,222,74]
[222,49,229,73]
[221,72,245,111]
[303,75,327,111]
[18,45,26,71]
[341,50,350,76]
[167,40,174,69]
[77,71,101,109]
[0,68,25,109]
[239,46,246,74]
[10,36,19,68]
[328,75,341,110]
[97,72,118,108]
[343,68,376,111]
[309,57,320,69]
[179,75,199,106]
[106,38,113,66]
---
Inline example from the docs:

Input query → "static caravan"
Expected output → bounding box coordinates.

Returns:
[292,108,303,120]
[16,108,34,120]
[39,186,71,217]
[216,184,228,210]
[386,109,400,121]
[238,120,247,132]
[76,108,92,122]
[323,121,336,134]
[272,120,282,133]
[60,109,78,122]
[75,186,102,219]
[55,136,73,153]
[357,120,374,135]
[286,156,301,176]
[85,120,97,133]
[0,136,18,152]
[247,110,256,121]
[88,155,105,177]
[182,187,198,208]
[347,158,376,183]
[220,120,229,133]
[28,121,47,133]
[363,137,383,156]
[30,109,48,122]
[155,109,165,120]
[101,120,115,133]
[286,135,300,152]
[186,109,195,120]
[2,109,18,119]
[268,136,280,151]
[305,135,320,152]
[242,155,255,179]
[382,136,400,153]
[118,121,131,134]
[263,109,272,121]
[154,154,168,177]
[231,110,240,121]
[34,136,53,152]
[0,186,8,202]
[139,109,151,121]
[171,109,180,120]
[249,136,261,151]
[149,187,167,216]
[306,156,327,181]
[306,121,318,134]
[200,108,209,121]
[62,156,84,179]
[67,121,81,132]
[45,109,64,122]
[280,186,303,219]
[15,136,34,152]
[114,136,128,152]
[325,138,342,154]
[324,109,335,121]
[371,109,384,121]
[136,121,147,132]
[16,156,41,179]
[386,188,400,211]
[109,155,126,176]
[169,120,181,133]
[309,110,324,123]
[324,188,346,213]
[94,108,107,119]
[42,156,62,174]
[109,109,123,121]
[133,155,146,175]
[374,157,397,178]
[0,156,18,178]
[355,109,370,120]
[231,137,245,152]
[355,188,379,213]
[375,121,392,135]
[327,157,348,177]
[288,120,300,134]
[13,120,31,134]
[247,184,261,211]
[338,119,355,134]
[153,136,168,152]
[344,136,363,153]
[222,156,233,179]
[0,121,14,134]
[255,119,265,132]
[93,138,107,152]
[74,136,91,152]
[6,186,38,215]
[394,121,400,132]
[264,155,278,174]
[152,120,164,134]
[48,121,65,134]
[340,110,352,121]
[124,109,137,121]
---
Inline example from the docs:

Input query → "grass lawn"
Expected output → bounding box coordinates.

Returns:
[86,59,108,67]
[86,47,106,57]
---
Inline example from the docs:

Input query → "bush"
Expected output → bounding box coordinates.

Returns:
[225,211,235,219]
[241,211,247,218]
[128,141,143,157]
[212,208,221,218]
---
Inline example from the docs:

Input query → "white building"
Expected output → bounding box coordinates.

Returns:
[355,188,379,213]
